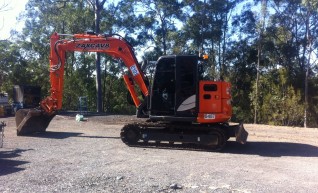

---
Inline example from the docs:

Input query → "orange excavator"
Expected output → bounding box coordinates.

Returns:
[15,32,248,150]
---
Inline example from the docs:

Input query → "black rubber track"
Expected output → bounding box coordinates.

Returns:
[120,121,229,152]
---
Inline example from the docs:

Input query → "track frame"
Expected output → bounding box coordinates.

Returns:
[120,121,235,151]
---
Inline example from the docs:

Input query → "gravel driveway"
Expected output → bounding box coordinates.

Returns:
[1,114,318,192]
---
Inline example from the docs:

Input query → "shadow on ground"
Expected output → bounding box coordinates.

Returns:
[58,111,132,117]
[125,141,318,157]
[0,149,31,176]
[224,141,318,157]
[77,135,120,139]
[22,131,120,140]
[22,131,83,139]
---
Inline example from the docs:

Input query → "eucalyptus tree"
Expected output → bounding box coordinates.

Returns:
[133,0,184,55]
[0,40,31,93]
[86,0,107,113]
[227,6,258,123]
[14,0,96,110]
[91,0,140,112]
[301,0,318,127]
[253,0,268,124]
[265,0,318,127]
[232,0,318,127]
[182,0,240,79]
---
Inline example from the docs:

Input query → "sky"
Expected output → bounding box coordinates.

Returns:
[0,0,28,40]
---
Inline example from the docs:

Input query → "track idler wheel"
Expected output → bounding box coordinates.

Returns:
[120,124,141,145]
[208,128,227,151]
[16,109,55,136]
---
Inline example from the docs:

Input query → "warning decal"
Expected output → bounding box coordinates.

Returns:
[130,65,139,76]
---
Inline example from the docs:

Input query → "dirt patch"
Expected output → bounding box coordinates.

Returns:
[1,114,318,192]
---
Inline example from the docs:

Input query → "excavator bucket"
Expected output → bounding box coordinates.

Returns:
[15,109,55,136]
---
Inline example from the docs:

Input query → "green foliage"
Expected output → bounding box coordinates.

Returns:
[250,68,305,126]
[228,40,257,123]
[133,0,184,55]
[63,53,96,111]
[0,40,49,98]
[306,76,318,127]
[102,57,135,114]
[103,76,135,114]
[1,0,318,127]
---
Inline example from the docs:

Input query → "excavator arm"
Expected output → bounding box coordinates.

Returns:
[16,32,149,135]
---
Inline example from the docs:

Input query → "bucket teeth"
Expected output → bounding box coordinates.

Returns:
[16,109,55,136]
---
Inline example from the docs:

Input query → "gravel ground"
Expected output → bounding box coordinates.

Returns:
[1,114,318,193]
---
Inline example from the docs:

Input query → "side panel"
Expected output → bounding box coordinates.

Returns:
[199,81,222,113]
[197,81,232,123]
[221,82,232,117]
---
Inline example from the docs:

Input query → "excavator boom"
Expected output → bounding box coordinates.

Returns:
[16,32,149,135]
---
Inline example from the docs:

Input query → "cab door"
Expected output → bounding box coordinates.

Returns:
[175,55,198,117]
[150,56,176,116]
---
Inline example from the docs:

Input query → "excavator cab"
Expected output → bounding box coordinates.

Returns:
[150,55,198,120]
[149,55,231,122]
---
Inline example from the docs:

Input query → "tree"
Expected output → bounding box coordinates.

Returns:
[182,0,240,79]
[301,0,318,127]
[254,0,268,124]
[134,0,184,55]
[15,0,96,109]
[87,0,106,113]
[0,40,30,91]
[255,68,304,126]
[265,0,318,127]
[2,0,317,127]
[227,40,257,122]
[228,6,258,122]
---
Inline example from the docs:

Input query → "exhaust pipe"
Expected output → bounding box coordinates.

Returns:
[16,109,56,136]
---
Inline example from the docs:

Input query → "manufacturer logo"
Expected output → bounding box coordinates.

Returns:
[76,43,110,49]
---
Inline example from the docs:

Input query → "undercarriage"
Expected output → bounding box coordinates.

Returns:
[120,121,248,151]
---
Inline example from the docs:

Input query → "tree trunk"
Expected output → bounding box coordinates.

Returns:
[254,45,260,124]
[304,5,312,128]
[304,64,308,128]
[92,0,107,113]
[95,52,102,112]
[254,0,267,124]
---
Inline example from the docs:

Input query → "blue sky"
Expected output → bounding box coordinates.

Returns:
[0,0,28,39]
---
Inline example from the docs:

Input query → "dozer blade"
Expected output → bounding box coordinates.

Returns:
[16,109,56,136]
[234,123,248,144]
